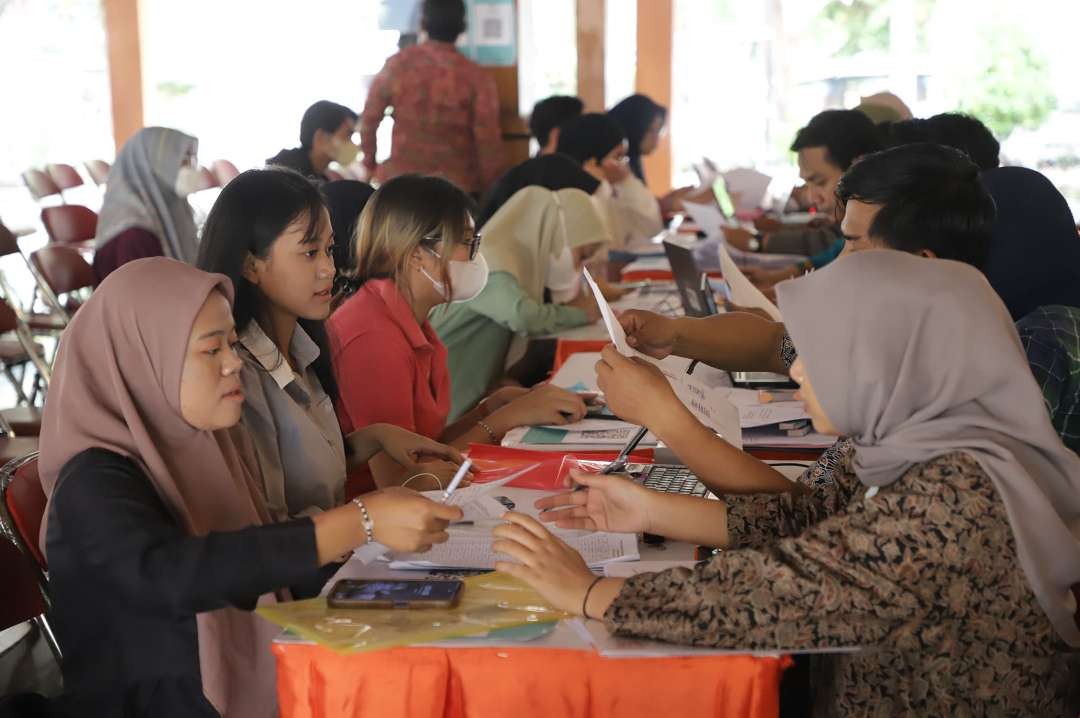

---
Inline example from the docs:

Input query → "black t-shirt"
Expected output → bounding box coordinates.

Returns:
[266,147,328,183]
[46,448,326,717]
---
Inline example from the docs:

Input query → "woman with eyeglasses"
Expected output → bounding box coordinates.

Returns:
[329,175,589,493]
[326,175,587,496]
[196,169,462,521]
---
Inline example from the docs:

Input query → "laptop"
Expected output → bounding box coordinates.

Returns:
[663,240,795,389]
[663,240,716,319]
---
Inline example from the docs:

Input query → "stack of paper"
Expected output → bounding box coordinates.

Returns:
[741,425,835,448]
[720,387,808,428]
[501,423,659,451]
[618,255,671,277]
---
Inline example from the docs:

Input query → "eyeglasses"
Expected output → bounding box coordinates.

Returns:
[422,233,483,261]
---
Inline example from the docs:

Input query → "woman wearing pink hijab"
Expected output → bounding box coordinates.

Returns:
[37,258,462,717]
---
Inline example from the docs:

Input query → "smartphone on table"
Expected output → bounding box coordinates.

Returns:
[327,579,463,609]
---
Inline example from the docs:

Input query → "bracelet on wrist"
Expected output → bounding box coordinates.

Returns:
[351,497,375,544]
[581,576,604,619]
[477,419,499,443]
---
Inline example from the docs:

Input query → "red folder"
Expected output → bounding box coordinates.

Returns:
[465,444,654,491]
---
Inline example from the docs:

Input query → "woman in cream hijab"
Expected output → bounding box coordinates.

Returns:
[431,186,609,419]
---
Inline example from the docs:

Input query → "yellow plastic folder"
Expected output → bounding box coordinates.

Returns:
[257,572,568,653]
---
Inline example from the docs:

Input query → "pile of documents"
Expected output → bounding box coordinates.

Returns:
[387,479,640,570]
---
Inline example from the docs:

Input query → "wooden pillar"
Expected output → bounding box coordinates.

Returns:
[576,0,606,112]
[489,66,531,169]
[635,0,673,194]
[102,0,144,152]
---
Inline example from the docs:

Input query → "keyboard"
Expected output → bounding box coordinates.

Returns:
[626,463,709,498]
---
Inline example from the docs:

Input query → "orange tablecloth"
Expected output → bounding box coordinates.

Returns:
[273,643,790,718]
[553,339,608,372]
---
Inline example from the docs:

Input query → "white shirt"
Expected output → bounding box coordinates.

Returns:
[238,322,347,520]
[607,174,664,247]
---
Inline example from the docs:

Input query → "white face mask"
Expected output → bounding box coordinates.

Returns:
[174,165,203,197]
[332,137,360,166]
[546,246,581,303]
[421,252,489,303]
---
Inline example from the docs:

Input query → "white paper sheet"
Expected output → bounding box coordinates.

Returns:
[681,199,727,239]
[419,490,508,522]
[722,168,773,211]
[737,403,810,429]
[389,531,639,570]
[583,267,635,356]
[501,424,659,449]
[538,418,636,432]
[715,241,783,321]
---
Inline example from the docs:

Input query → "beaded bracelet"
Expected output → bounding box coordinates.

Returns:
[351,496,375,544]
[477,420,499,443]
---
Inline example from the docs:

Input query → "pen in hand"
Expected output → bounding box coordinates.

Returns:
[441,459,473,503]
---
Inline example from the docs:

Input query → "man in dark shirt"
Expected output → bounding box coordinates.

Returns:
[267,100,358,182]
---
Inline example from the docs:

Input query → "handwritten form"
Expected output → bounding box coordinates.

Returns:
[389,532,639,570]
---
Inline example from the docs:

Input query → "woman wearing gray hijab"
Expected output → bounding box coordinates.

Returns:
[488,250,1080,715]
[93,127,202,283]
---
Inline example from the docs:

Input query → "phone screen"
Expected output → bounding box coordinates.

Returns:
[331,579,461,604]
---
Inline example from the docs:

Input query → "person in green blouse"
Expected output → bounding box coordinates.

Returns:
[431,186,608,419]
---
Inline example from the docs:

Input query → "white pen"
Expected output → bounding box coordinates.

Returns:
[440,459,473,503]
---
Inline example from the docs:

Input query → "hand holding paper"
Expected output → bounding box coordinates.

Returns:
[681,199,728,239]
[583,270,742,448]
[594,345,679,429]
[715,241,783,321]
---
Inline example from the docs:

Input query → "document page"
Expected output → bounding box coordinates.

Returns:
[389,531,639,570]
[715,241,783,321]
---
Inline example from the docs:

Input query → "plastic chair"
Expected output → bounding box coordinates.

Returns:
[0,407,42,437]
[21,169,61,203]
[29,245,95,322]
[84,159,111,186]
[0,221,67,340]
[40,205,98,246]
[45,163,84,192]
[0,452,61,662]
[0,300,50,405]
[211,159,240,186]
[0,452,47,569]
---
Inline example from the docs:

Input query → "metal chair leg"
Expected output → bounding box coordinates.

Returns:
[33,614,63,663]
[3,365,30,405]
